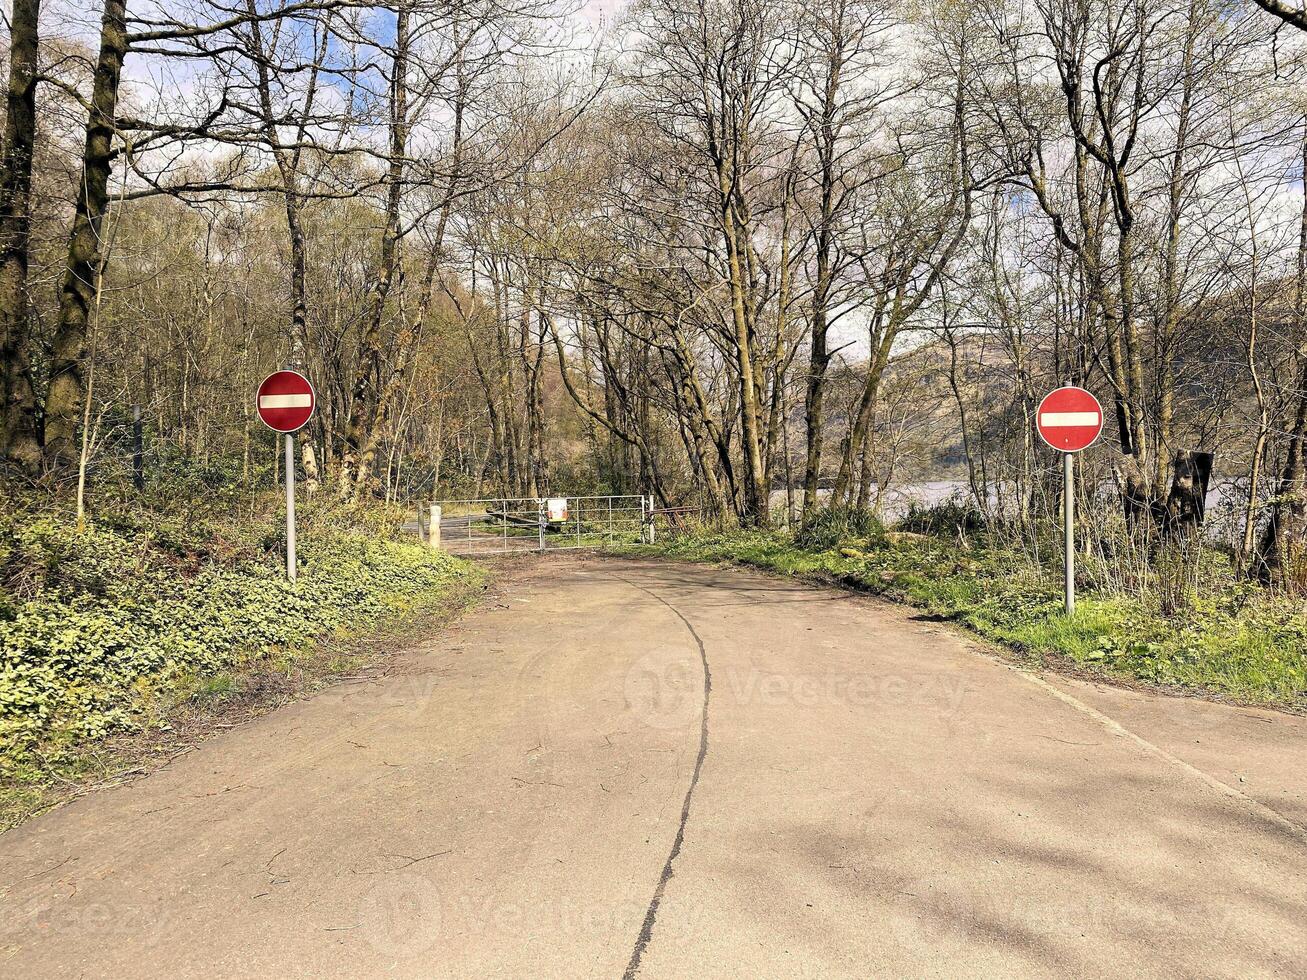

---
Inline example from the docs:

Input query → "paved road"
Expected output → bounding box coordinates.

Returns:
[2,558,1305,978]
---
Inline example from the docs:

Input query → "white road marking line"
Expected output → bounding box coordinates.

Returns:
[1014,668,1307,843]
[1040,411,1099,427]
[259,393,311,409]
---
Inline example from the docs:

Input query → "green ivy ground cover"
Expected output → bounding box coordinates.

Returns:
[632,529,1307,709]
[0,507,479,772]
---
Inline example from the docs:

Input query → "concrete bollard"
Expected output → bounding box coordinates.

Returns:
[429,504,441,550]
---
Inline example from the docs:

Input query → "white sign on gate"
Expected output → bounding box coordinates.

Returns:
[546,497,569,522]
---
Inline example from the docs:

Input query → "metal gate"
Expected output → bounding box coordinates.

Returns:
[422,495,653,556]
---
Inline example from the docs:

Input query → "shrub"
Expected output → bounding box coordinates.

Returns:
[795,506,887,552]
[898,498,987,538]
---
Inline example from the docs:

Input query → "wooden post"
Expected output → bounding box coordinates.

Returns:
[429,504,441,550]
[132,404,144,491]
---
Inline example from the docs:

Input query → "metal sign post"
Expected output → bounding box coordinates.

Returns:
[257,370,316,582]
[1063,451,1074,615]
[1036,386,1105,616]
[285,432,297,581]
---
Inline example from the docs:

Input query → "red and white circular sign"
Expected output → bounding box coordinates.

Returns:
[1036,386,1103,453]
[256,370,315,433]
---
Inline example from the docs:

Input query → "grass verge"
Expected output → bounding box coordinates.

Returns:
[627,528,1307,712]
[0,504,487,831]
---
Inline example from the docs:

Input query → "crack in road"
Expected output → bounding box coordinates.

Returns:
[613,572,712,980]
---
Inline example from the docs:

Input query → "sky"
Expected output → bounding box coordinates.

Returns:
[577,0,627,30]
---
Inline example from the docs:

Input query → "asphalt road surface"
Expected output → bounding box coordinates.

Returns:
[2,558,1305,978]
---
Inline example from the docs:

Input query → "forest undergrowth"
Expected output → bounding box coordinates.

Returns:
[0,473,483,829]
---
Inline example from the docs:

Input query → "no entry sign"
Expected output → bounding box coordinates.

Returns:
[1036,385,1103,617]
[257,370,315,433]
[258,369,314,581]
[1036,386,1103,453]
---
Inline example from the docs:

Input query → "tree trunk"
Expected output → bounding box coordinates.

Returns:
[246,0,325,491]
[836,358,886,506]
[1154,10,1200,500]
[725,230,767,523]
[661,346,728,516]
[802,299,830,516]
[1254,386,1307,587]
[1166,450,1213,538]
[833,303,892,504]
[339,4,408,494]
[44,0,128,466]
[802,115,837,516]
[0,0,42,471]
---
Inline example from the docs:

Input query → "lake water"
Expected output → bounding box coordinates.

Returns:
[769,479,1249,541]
